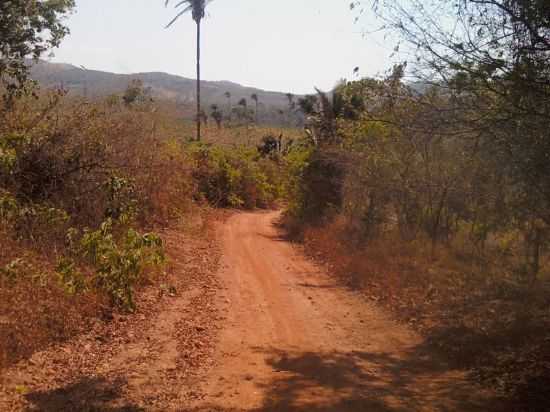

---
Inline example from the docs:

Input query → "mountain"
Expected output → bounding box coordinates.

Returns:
[28,60,297,113]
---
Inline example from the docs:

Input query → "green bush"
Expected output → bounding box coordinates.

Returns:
[56,258,87,295]
[85,220,164,310]
[283,143,347,225]
[0,191,69,242]
[190,144,283,209]
[0,258,47,286]
[62,219,165,311]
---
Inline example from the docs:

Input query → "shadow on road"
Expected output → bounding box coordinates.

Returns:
[250,346,500,412]
[24,376,144,412]
[294,282,340,290]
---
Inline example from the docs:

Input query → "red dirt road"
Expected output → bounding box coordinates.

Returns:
[0,211,501,411]
[193,211,500,411]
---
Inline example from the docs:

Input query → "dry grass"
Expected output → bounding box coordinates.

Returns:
[0,91,296,372]
[0,234,104,370]
[298,218,550,408]
[179,123,302,148]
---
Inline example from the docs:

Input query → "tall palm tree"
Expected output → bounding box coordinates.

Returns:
[285,93,294,105]
[285,92,295,126]
[251,93,259,124]
[238,97,247,108]
[224,91,232,121]
[165,0,214,142]
[210,104,223,128]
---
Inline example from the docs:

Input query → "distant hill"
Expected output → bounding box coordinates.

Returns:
[28,60,300,123]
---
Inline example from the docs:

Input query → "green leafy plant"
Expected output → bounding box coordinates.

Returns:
[56,258,87,295]
[0,0,75,98]
[191,144,283,209]
[0,191,70,242]
[76,219,165,310]
[0,258,26,283]
[103,175,138,221]
[0,258,46,285]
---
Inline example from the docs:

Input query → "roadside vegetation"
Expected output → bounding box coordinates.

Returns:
[281,1,550,408]
[1,0,549,409]
[0,78,299,368]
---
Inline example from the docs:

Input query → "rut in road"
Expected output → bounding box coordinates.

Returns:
[193,211,500,412]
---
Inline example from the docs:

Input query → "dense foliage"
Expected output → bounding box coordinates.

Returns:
[190,143,285,209]
[0,84,288,310]
[0,82,289,368]
[0,0,75,99]
[281,1,550,406]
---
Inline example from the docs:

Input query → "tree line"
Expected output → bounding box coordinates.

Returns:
[285,0,550,283]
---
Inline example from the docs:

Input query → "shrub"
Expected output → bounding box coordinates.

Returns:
[0,258,48,286]
[63,219,165,311]
[190,143,282,209]
[0,190,69,243]
[283,145,347,226]
[56,258,87,295]
[0,92,193,229]
[257,134,281,158]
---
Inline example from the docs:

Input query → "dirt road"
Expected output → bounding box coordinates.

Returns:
[0,211,501,411]
[194,211,500,412]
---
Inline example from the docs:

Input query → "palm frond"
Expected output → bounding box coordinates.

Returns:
[165,8,190,28]
[165,0,213,26]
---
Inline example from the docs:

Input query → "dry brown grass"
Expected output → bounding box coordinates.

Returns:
[0,91,294,373]
[181,123,302,148]
[0,94,193,371]
[0,234,104,370]
[298,217,550,408]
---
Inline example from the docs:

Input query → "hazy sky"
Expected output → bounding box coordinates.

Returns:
[49,0,395,94]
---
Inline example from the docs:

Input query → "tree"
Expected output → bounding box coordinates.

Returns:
[165,0,214,142]
[199,109,208,126]
[286,92,296,126]
[122,79,153,107]
[298,83,363,145]
[232,98,253,128]
[257,134,280,157]
[0,0,75,100]
[210,104,223,128]
[251,93,259,124]
[354,0,550,280]
[224,91,232,122]
[286,93,294,106]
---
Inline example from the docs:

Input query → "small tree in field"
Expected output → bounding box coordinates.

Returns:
[251,93,260,124]
[286,92,296,126]
[210,104,223,128]
[224,91,232,121]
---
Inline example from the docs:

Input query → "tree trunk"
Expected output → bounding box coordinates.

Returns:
[255,101,259,124]
[196,20,201,142]
[526,225,542,283]
[532,229,541,282]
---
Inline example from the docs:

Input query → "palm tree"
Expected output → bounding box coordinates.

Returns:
[224,91,232,121]
[285,93,294,105]
[234,98,252,125]
[210,104,222,128]
[165,0,214,142]
[251,93,259,124]
[285,92,295,126]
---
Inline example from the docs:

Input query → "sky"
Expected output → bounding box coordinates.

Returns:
[49,0,396,95]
